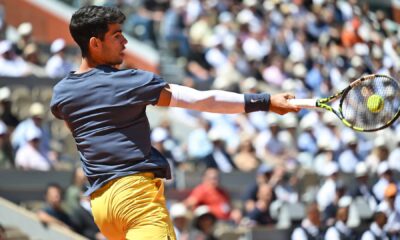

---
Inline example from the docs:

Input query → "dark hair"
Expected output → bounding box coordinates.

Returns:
[69,5,125,57]
[45,182,63,196]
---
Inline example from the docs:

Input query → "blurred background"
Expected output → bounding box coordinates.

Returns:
[0,0,399,239]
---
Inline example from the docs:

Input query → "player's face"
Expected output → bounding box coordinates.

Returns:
[97,23,127,65]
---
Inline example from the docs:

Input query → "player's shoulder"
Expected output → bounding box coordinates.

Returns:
[52,75,69,93]
[110,67,165,89]
[114,67,155,79]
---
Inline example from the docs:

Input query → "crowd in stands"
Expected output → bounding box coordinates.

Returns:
[0,0,400,239]
[0,13,77,78]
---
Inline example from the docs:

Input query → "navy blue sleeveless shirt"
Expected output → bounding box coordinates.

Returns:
[50,65,171,195]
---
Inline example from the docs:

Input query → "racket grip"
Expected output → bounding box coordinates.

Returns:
[288,99,318,108]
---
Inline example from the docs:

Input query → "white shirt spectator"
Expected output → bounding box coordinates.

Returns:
[314,127,341,153]
[187,128,213,159]
[388,147,400,172]
[378,200,400,234]
[373,178,390,202]
[205,45,228,71]
[12,118,51,154]
[361,222,389,240]
[325,221,352,240]
[0,56,31,77]
[45,38,73,79]
[373,162,391,201]
[15,128,51,171]
[291,218,321,240]
[45,54,73,79]
[338,149,361,173]
[317,177,337,211]
[185,0,203,25]
[242,35,271,61]
[288,40,306,62]
[0,40,30,77]
[314,152,334,176]
[16,143,51,171]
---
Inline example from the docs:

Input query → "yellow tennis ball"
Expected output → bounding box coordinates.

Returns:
[367,94,384,113]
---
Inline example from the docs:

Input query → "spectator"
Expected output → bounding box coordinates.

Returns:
[191,205,218,240]
[324,196,354,240]
[169,202,191,240]
[242,163,275,214]
[360,207,389,240]
[123,2,159,48]
[64,166,88,215]
[338,132,362,173]
[188,12,213,48]
[151,127,177,166]
[273,166,298,204]
[257,115,293,166]
[151,123,184,167]
[185,168,231,220]
[314,137,336,176]
[16,22,34,55]
[297,115,318,157]
[71,191,106,240]
[45,38,74,79]
[246,183,276,226]
[373,161,393,202]
[204,35,229,73]
[0,40,31,77]
[317,162,339,211]
[297,112,319,156]
[37,183,75,230]
[315,112,341,153]
[0,87,19,130]
[348,162,377,211]
[388,133,400,172]
[0,121,12,168]
[241,24,271,62]
[15,126,52,171]
[12,102,51,154]
[365,137,389,175]
[212,53,243,92]
[262,56,285,87]
[323,183,348,227]
[187,118,213,163]
[291,202,323,240]
[378,184,400,238]
[185,42,214,90]
[278,113,298,152]
[161,0,190,57]
[203,130,236,173]
[22,42,41,66]
[233,135,260,172]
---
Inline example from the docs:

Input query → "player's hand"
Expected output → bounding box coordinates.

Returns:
[269,93,300,115]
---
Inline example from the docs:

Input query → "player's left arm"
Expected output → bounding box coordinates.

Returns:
[156,84,299,114]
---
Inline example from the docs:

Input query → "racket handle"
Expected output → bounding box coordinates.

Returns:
[288,99,318,109]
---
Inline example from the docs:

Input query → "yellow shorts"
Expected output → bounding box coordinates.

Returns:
[90,173,176,240]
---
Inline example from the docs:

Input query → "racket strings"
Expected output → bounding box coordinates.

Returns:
[341,75,400,131]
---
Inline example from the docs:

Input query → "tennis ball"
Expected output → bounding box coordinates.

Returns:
[367,94,384,113]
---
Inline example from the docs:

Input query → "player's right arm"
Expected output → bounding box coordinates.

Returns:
[156,84,299,115]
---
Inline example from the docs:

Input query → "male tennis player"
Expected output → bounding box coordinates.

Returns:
[50,5,299,240]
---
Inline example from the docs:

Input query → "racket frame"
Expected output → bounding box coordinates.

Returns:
[289,74,400,132]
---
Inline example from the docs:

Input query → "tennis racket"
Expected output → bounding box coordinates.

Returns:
[288,74,400,132]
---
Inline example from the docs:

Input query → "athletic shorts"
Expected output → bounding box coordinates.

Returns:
[90,173,176,240]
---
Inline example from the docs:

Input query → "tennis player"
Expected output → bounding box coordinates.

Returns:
[50,5,299,240]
